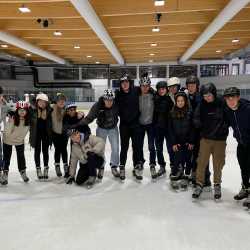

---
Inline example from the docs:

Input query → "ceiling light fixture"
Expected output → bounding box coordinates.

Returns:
[74,45,80,49]
[232,39,240,43]
[149,59,154,63]
[216,50,222,53]
[54,31,62,36]
[152,27,160,32]
[26,53,31,57]
[86,55,92,58]
[96,61,100,64]
[1,44,8,48]
[19,5,31,13]
[154,0,165,6]
[151,43,157,47]
[150,53,155,56]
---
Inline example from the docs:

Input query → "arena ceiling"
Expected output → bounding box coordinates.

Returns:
[0,0,250,65]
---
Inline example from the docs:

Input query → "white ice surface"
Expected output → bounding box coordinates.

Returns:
[0,124,249,250]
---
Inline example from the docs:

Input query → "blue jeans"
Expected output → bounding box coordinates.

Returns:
[96,126,120,167]
[138,124,156,166]
[155,127,174,167]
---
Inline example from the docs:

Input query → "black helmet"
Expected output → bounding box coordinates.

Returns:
[200,83,217,97]
[223,87,240,97]
[174,91,188,101]
[186,75,200,86]
[156,81,167,90]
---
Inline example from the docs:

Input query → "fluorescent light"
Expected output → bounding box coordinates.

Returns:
[216,50,222,53]
[1,44,8,48]
[86,55,92,58]
[149,60,154,63]
[150,53,155,56]
[151,43,157,47]
[96,61,100,64]
[18,6,31,13]
[232,39,240,43]
[26,53,31,57]
[152,27,160,32]
[74,45,80,49]
[54,31,62,36]
[154,0,165,6]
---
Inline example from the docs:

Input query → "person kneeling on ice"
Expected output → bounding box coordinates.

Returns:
[66,129,105,188]
[224,87,250,209]
[1,101,30,185]
[168,92,195,190]
[73,89,120,180]
[192,83,229,200]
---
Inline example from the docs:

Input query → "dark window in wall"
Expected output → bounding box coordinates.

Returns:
[54,68,79,80]
[139,66,166,78]
[0,65,15,79]
[110,66,137,79]
[169,65,197,78]
[81,66,108,79]
[200,64,229,77]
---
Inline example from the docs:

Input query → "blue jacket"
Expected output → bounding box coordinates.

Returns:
[224,99,250,145]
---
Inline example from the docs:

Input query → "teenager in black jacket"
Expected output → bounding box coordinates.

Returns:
[115,74,142,181]
[153,81,174,177]
[224,87,250,208]
[192,83,229,200]
[169,92,195,189]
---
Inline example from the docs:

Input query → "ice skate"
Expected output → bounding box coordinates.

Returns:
[85,176,96,189]
[63,163,70,178]
[20,170,29,183]
[133,164,143,182]
[97,167,104,181]
[36,167,43,180]
[55,163,62,177]
[43,167,49,180]
[119,166,125,182]
[214,184,222,201]
[1,171,8,186]
[111,166,120,178]
[234,185,248,201]
[150,164,157,181]
[157,165,166,178]
[192,184,203,200]
[180,176,189,190]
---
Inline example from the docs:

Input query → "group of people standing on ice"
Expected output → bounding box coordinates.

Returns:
[0,73,250,209]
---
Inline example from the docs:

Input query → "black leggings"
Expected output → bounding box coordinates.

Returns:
[34,134,50,167]
[3,143,26,172]
[52,132,68,164]
[75,154,104,185]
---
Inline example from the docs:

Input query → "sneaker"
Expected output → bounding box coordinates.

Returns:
[119,166,126,181]
[1,171,8,185]
[111,166,120,178]
[214,184,222,200]
[36,167,43,180]
[234,185,248,200]
[150,164,157,180]
[20,170,29,183]
[63,163,70,178]
[97,168,104,180]
[43,167,49,180]
[55,163,62,177]
[192,184,203,199]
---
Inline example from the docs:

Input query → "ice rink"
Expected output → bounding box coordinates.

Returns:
[0,123,249,250]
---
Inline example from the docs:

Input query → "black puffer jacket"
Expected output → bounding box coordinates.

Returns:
[193,96,229,140]
[224,99,250,145]
[153,94,173,128]
[115,84,140,127]
[79,97,119,129]
[169,108,195,145]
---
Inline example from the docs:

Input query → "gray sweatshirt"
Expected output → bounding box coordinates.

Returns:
[139,93,154,125]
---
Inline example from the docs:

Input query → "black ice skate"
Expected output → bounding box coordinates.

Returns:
[119,166,126,182]
[150,164,157,181]
[234,185,248,200]
[192,184,203,200]
[63,163,70,178]
[133,164,143,181]
[66,176,74,184]
[180,176,189,190]
[111,166,120,178]
[97,167,104,181]
[55,163,62,177]
[242,189,250,209]
[157,165,166,178]
[203,180,212,192]
[1,171,8,186]
[36,167,43,180]
[20,170,29,183]
[214,184,222,200]
[43,167,49,180]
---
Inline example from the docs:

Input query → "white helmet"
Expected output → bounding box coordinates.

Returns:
[36,93,48,102]
[167,77,181,87]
